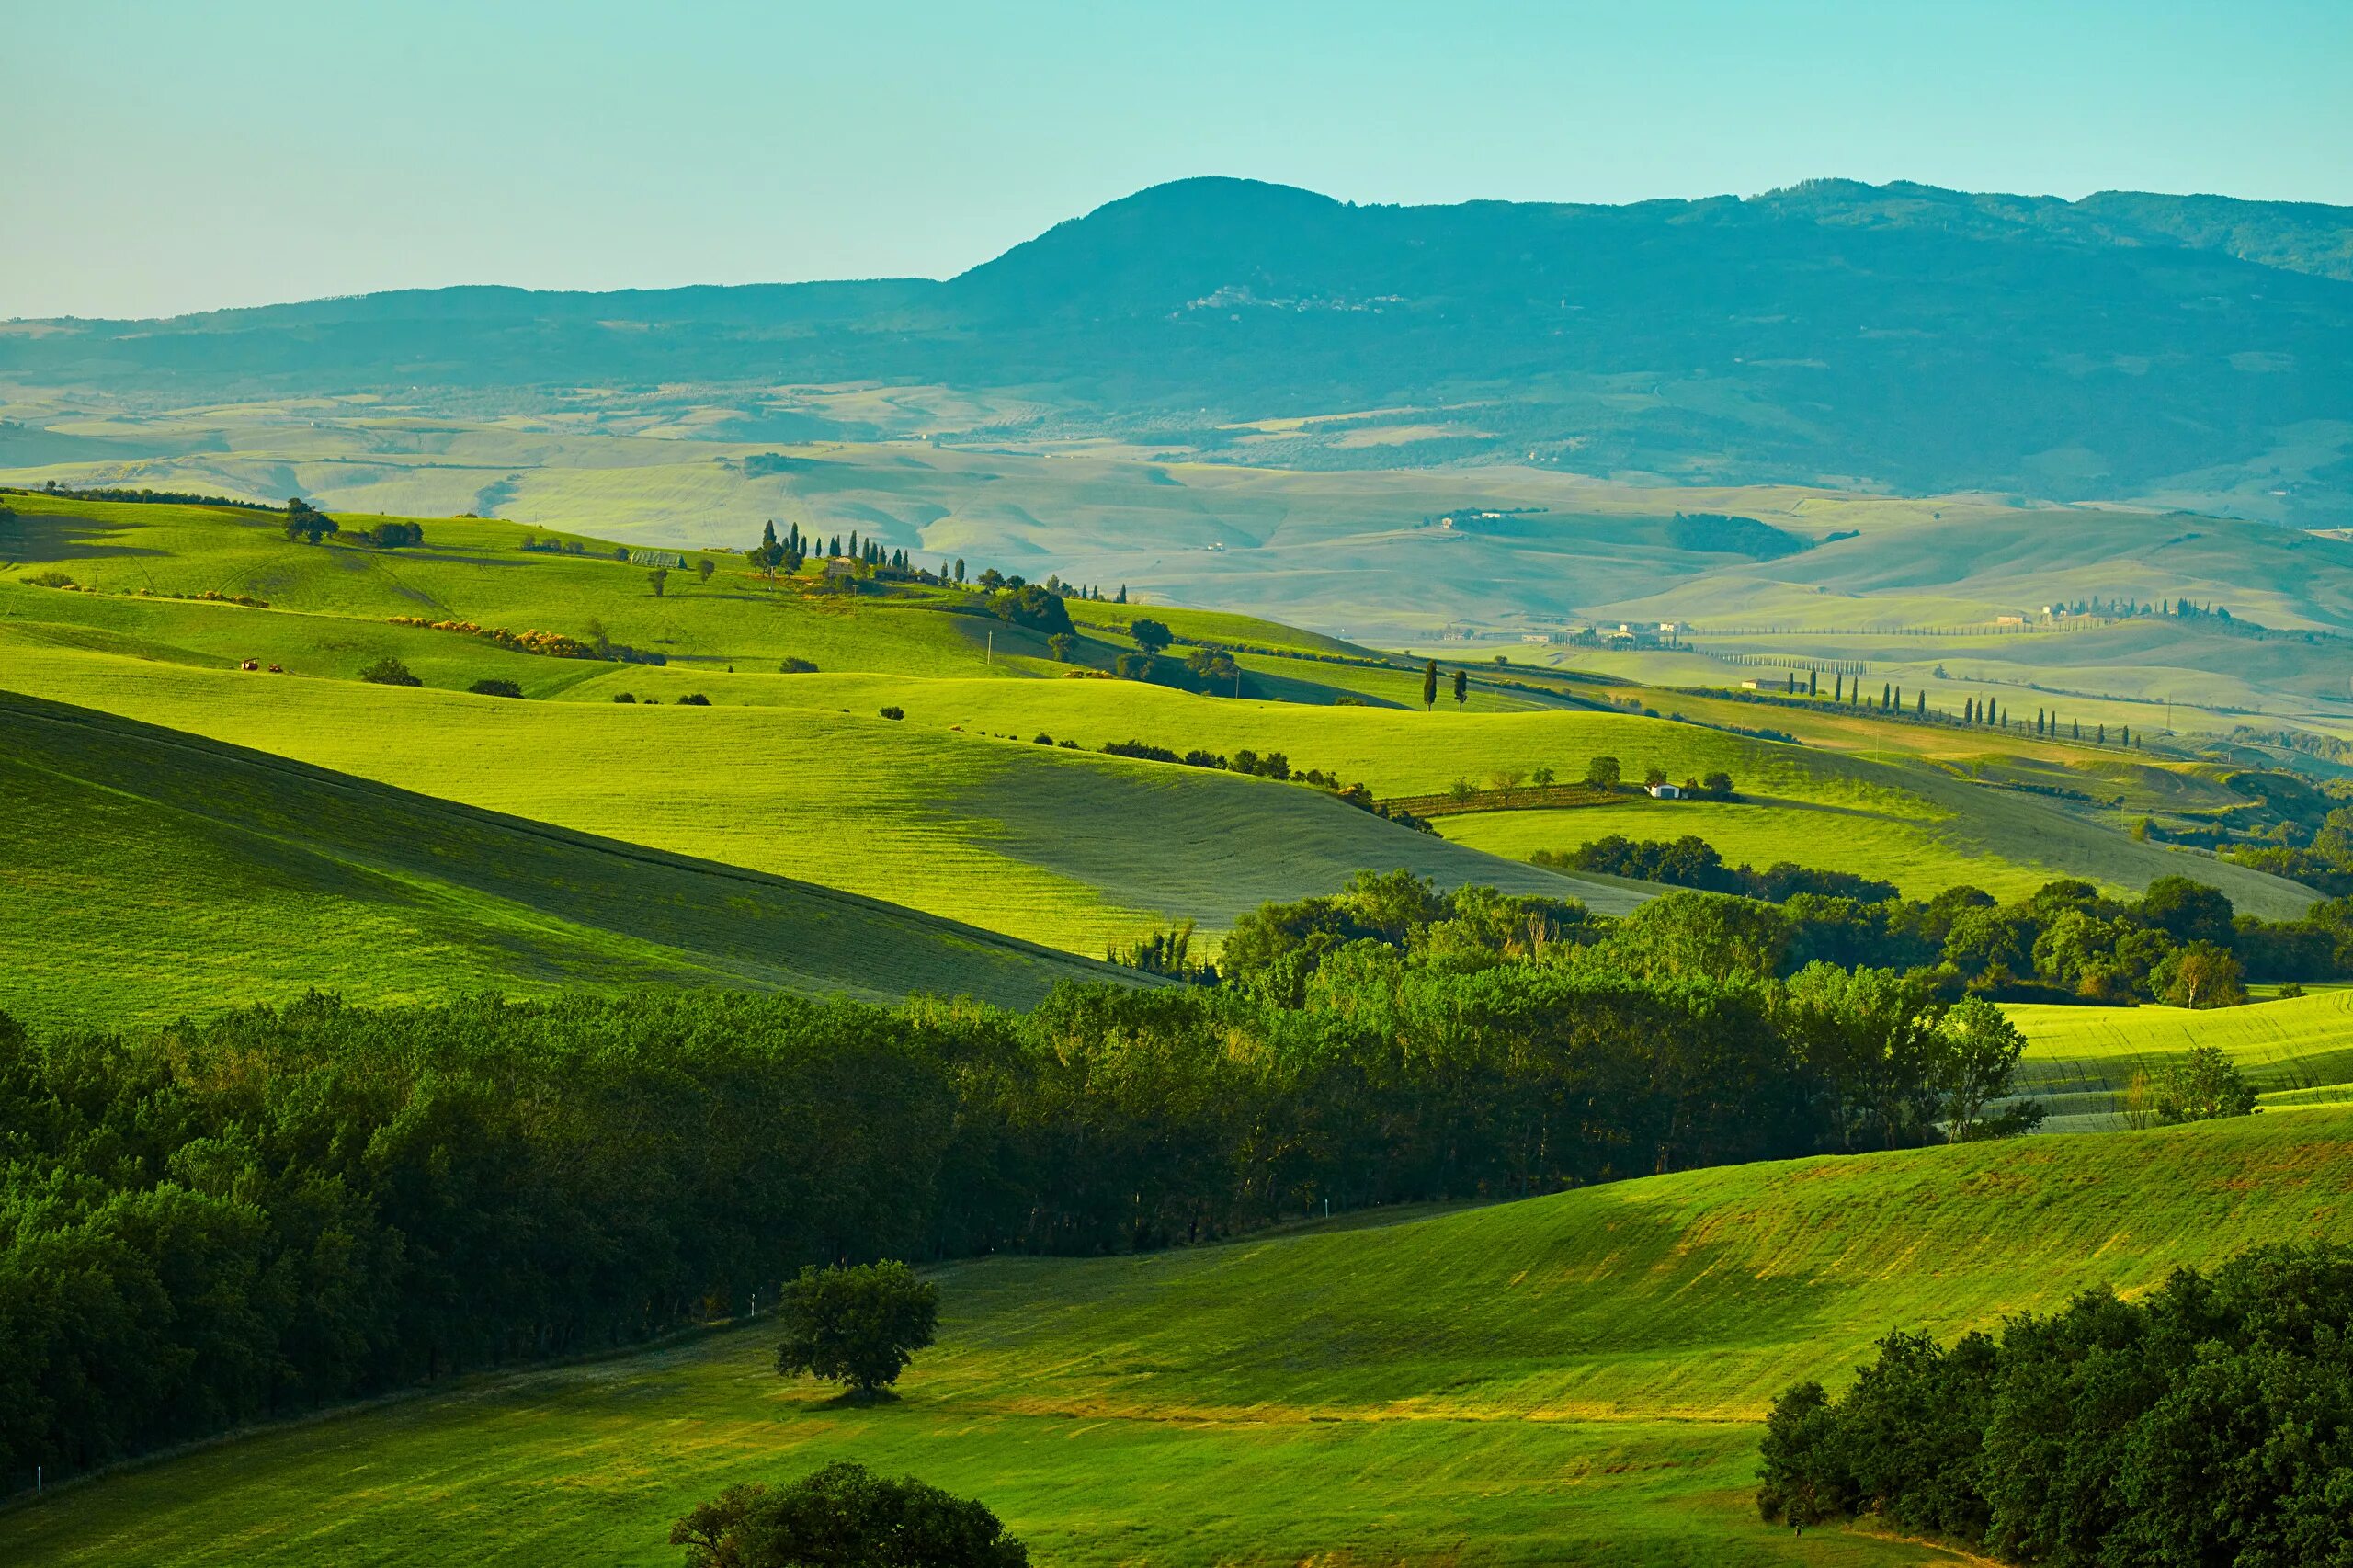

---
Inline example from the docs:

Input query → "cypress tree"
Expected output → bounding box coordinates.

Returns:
[1421,660,1438,712]
[1809,669,1819,696]
[1881,682,1891,710]
[1915,690,1925,715]
[1834,674,1843,702]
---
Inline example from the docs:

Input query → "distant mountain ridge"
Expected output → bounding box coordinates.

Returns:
[6,178,2350,512]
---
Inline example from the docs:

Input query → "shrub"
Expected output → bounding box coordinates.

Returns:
[775,1261,938,1396]
[880,706,905,721]
[990,584,1074,636]
[467,677,524,699]
[612,692,637,703]
[779,657,818,673]
[25,570,74,588]
[1047,632,1076,662]
[2154,1044,2258,1122]
[669,1463,1026,1568]
[358,657,422,687]
[676,693,710,707]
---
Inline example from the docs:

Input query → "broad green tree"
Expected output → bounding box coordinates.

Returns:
[775,1261,939,1396]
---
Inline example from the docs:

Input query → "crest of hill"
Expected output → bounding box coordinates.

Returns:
[0,689,1121,1028]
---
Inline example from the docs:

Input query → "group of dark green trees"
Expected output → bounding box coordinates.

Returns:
[1758,1242,2353,1565]
[0,869,2077,1490]
[1530,844,2353,1006]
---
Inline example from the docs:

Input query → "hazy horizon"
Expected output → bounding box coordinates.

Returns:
[6,0,2350,321]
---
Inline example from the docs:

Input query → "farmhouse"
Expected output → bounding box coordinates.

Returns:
[1647,782,1683,799]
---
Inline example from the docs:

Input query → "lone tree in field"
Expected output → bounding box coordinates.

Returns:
[1931,995,2034,1142]
[1129,617,1173,656]
[671,1463,1027,1568]
[696,557,715,585]
[358,656,421,687]
[1586,755,1621,788]
[1421,659,1438,711]
[282,497,337,543]
[776,1260,938,1398]
[647,565,669,597]
[1451,668,1468,710]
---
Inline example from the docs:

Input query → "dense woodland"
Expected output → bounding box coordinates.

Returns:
[1757,1242,2353,1566]
[0,869,2093,1490]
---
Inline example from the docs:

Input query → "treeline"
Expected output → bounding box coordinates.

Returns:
[1518,842,2353,1005]
[1097,738,1429,828]
[1545,834,1899,904]
[1,871,2057,1489]
[9,482,274,511]
[2224,797,2353,897]
[1757,1241,2353,1565]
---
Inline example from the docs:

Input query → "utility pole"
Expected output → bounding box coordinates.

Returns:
[985,630,993,667]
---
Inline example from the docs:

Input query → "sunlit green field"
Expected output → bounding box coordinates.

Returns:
[9,1110,2345,1568]
[0,491,2321,973]
[1435,800,2057,902]
[2009,987,2353,1131]
[0,692,1115,1028]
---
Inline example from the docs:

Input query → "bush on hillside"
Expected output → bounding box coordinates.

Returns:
[25,570,74,588]
[358,657,421,687]
[774,1261,939,1397]
[778,656,818,673]
[1756,1242,2353,1564]
[282,497,337,543]
[467,677,524,699]
[2154,1044,2259,1122]
[671,1464,1026,1568]
[676,693,710,706]
[880,706,904,720]
[989,583,1073,636]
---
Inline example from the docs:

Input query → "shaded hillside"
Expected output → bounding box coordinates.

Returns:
[6,179,2349,508]
[0,691,1120,1027]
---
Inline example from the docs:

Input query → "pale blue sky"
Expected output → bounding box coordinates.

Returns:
[6,0,2348,319]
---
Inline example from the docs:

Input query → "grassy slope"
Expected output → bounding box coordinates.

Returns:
[9,1111,2347,1568]
[2010,987,2353,1131]
[0,648,1634,967]
[1435,800,2051,901]
[0,493,2316,934]
[0,692,1117,1028]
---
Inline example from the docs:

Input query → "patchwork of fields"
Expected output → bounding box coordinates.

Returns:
[6,486,2351,1566]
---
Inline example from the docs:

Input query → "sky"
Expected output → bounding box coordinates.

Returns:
[6,0,2349,320]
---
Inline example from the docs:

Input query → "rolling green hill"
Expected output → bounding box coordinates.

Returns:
[0,690,1118,1028]
[0,491,2323,985]
[2009,986,2353,1132]
[7,1108,2345,1567]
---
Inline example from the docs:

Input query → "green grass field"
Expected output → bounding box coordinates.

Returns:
[2008,987,2353,1131]
[1,492,2320,944]
[0,691,1119,1028]
[1435,800,2058,902]
[7,1109,2345,1568]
